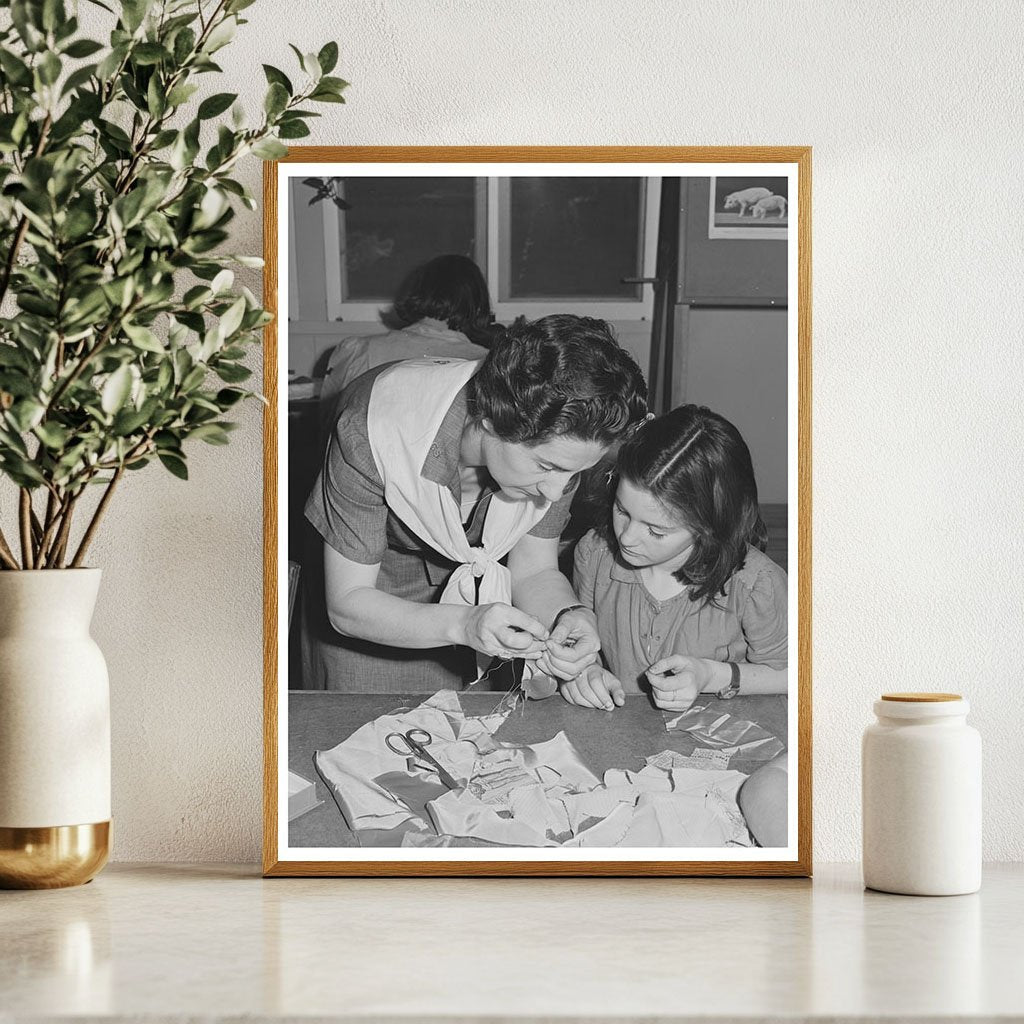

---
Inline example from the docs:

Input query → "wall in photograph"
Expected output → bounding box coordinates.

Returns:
[681,308,789,505]
[55,0,1024,865]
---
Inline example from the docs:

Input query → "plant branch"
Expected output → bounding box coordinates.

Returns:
[0,526,20,570]
[0,113,53,309]
[70,464,124,567]
[18,488,34,569]
[45,491,79,569]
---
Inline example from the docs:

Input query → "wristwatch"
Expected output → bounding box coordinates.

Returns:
[551,604,586,630]
[717,662,741,700]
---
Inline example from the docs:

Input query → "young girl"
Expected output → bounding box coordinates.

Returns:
[563,404,787,713]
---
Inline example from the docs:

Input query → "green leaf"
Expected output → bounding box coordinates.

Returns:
[210,269,234,294]
[17,293,58,317]
[10,1,45,52]
[216,388,247,408]
[319,75,349,93]
[277,120,310,140]
[1,456,46,487]
[173,26,196,65]
[203,16,236,53]
[189,423,230,445]
[299,50,321,80]
[146,74,166,116]
[198,91,237,119]
[264,82,289,118]
[61,62,98,96]
[158,452,188,479]
[309,88,346,104]
[42,0,66,33]
[96,43,128,81]
[123,322,164,353]
[38,51,62,86]
[34,421,70,449]
[9,399,45,432]
[150,128,177,149]
[101,365,133,414]
[0,346,30,371]
[317,41,339,75]
[63,38,104,58]
[217,296,246,340]
[213,362,251,383]
[121,0,152,33]
[0,49,33,87]
[181,285,211,310]
[132,43,169,66]
[250,137,287,160]
[262,64,292,94]
[166,82,199,107]
[112,405,151,435]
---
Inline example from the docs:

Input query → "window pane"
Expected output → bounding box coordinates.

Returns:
[341,178,482,301]
[505,178,644,300]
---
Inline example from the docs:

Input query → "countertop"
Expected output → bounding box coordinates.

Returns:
[2,862,1021,1022]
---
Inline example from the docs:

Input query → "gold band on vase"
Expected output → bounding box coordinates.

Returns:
[0,821,111,889]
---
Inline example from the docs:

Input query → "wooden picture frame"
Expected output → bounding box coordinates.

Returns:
[263,147,812,877]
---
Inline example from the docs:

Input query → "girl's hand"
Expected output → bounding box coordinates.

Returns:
[535,607,601,680]
[463,603,549,660]
[559,664,625,711]
[645,654,716,712]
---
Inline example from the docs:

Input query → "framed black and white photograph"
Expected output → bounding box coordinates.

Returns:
[263,147,811,877]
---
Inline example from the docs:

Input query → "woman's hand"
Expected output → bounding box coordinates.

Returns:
[535,607,601,680]
[462,603,549,660]
[559,663,625,711]
[645,654,717,712]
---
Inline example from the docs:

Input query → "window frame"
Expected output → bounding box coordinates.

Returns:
[320,176,661,323]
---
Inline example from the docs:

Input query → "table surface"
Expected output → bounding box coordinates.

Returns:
[3,862,1022,1021]
[288,691,789,847]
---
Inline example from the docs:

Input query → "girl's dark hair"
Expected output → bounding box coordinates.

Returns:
[615,405,767,605]
[386,254,493,344]
[468,314,647,446]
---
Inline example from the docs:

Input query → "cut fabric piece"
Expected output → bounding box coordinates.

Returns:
[427,788,556,847]
[522,671,559,701]
[647,748,732,771]
[564,802,637,847]
[314,690,514,835]
[664,705,786,762]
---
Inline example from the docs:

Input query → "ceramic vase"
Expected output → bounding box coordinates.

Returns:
[0,569,111,888]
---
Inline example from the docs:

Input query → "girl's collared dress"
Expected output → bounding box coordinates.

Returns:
[573,529,788,693]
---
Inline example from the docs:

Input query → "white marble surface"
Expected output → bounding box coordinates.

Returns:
[2,862,1022,1021]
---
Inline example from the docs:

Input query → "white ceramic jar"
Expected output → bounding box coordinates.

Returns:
[862,693,981,896]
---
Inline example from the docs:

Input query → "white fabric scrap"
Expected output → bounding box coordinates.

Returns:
[427,788,556,847]
[314,691,513,831]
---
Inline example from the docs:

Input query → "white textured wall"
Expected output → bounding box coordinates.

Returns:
[59,1,1024,862]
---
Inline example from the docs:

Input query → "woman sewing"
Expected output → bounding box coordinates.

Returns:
[304,314,648,692]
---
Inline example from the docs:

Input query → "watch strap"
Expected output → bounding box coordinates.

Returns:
[717,662,741,700]
[551,604,586,630]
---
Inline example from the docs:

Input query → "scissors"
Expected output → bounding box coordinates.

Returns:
[385,728,459,790]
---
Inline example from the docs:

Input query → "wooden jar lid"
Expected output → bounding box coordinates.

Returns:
[881,692,962,702]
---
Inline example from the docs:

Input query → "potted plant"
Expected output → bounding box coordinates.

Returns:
[0,0,345,887]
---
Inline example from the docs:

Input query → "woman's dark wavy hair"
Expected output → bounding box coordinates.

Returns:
[467,314,648,447]
[386,254,493,344]
[614,405,767,606]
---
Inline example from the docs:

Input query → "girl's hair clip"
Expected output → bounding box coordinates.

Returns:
[644,412,656,422]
